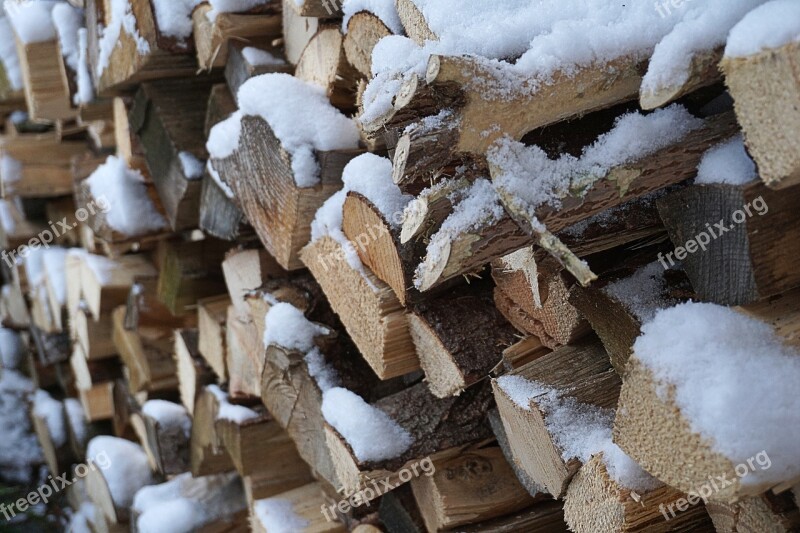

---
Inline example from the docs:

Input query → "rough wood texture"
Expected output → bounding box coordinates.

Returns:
[212,115,361,270]
[410,446,538,531]
[174,328,214,416]
[296,26,360,113]
[640,47,723,110]
[657,180,800,306]
[156,238,229,315]
[707,492,800,533]
[408,278,518,398]
[129,79,213,231]
[492,336,620,498]
[251,482,346,533]
[15,37,75,121]
[198,295,231,382]
[721,40,800,189]
[301,235,419,380]
[343,12,392,78]
[224,40,292,101]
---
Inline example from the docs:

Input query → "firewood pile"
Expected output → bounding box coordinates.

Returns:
[0,0,799,531]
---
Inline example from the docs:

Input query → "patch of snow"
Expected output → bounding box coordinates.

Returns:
[0,328,24,369]
[695,135,757,185]
[41,247,68,305]
[87,436,154,508]
[0,17,24,90]
[304,347,340,392]
[4,0,57,44]
[206,161,234,198]
[85,156,168,237]
[342,0,403,35]
[633,302,800,487]
[1,155,22,184]
[207,385,259,423]
[604,261,679,323]
[262,301,329,351]
[51,3,82,72]
[496,375,661,491]
[241,46,285,66]
[207,74,359,187]
[725,0,800,57]
[73,28,94,105]
[253,498,309,533]
[178,151,204,180]
[33,389,66,447]
[152,0,202,40]
[321,387,413,462]
[0,370,41,483]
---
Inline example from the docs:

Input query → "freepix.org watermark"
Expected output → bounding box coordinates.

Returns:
[320,457,435,521]
[659,450,772,521]
[657,195,768,270]
[655,0,694,18]
[1,196,110,268]
[1,451,112,521]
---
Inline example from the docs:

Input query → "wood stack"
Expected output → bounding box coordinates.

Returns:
[2,1,799,532]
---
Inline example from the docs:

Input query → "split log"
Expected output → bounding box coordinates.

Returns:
[492,336,620,497]
[31,394,74,476]
[706,492,800,533]
[132,400,191,475]
[721,40,800,189]
[14,35,75,121]
[343,11,393,78]
[78,381,115,422]
[0,134,87,198]
[455,501,568,533]
[226,304,263,399]
[281,0,321,65]
[74,306,117,360]
[414,111,739,292]
[564,453,714,533]
[408,278,518,398]
[251,482,345,533]
[409,446,538,531]
[222,246,284,319]
[657,180,800,306]
[493,251,589,349]
[155,237,229,315]
[79,253,157,320]
[395,0,435,44]
[190,385,236,476]
[174,328,214,416]
[128,79,214,231]
[288,0,343,17]
[487,408,544,497]
[379,484,427,533]
[111,306,178,393]
[197,295,231,382]
[0,199,46,250]
[224,40,292,100]
[296,26,360,113]
[325,382,494,496]
[212,115,362,270]
[70,345,123,394]
[87,0,198,94]
[192,2,281,71]
[215,409,314,495]
[301,235,419,380]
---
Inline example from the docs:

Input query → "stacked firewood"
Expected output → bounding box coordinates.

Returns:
[1,0,799,531]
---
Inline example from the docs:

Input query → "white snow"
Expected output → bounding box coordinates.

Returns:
[361,0,771,126]
[253,498,309,533]
[74,28,94,105]
[262,302,329,351]
[207,73,360,187]
[488,105,703,231]
[4,0,57,44]
[342,0,403,35]
[79,251,116,285]
[207,385,259,423]
[178,151,204,180]
[67,502,96,533]
[304,347,340,392]
[51,3,82,72]
[0,370,42,483]
[96,0,150,77]
[321,386,413,462]
[85,156,168,237]
[0,328,24,369]
[33,389,66,447]
[64,398,87,444]
[0,16,24,91]
[142,399,191,438]
[9,110,27,123]
[151,0,202,40]
[133,472,245,533]
[633,302,800,487]
[1,155,22,184]
[695,135,758,185]
[496,375,661,491]
[241,46,285,66]
[87,436,154,508]
[725,0,800,57]
[604,261,678,323]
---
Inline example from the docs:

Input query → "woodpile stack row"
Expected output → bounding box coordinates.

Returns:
[0,0,799,531]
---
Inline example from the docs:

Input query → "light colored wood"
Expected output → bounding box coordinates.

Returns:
[301,236,418,379]
[343,11,392,78]
[222,246,284,319]
[15,37,75,121]
[296,26,359,112]
[282,0,320,66]
[111,306,178,393]
[174,328,213,416]
[198,295,232,382]
[225,305,263,399]
[640,47,723,110]
[74,307,117,360]
[721,40,800,189]
[79,253,157,320]
[706,493,800,532]
[78,381,114,421]
[250,482,346,533]
[395,0,436,45]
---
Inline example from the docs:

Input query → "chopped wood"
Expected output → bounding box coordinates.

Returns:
[706,491,800,533]
[226,306,264,399]
[14,36,75,121]
[198,294,232,382]
[343,11,393,78]
[640,47,724,110]
[224,40,292,100]
[155,237,229,314]
[190,385,235,476]
[222,246,285,319]
[296,26,360,113]
[174,328,214,416]
[111,306,178,393]
[250,482,346,533]
[721,40,800,189]
[131,408,190,476]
